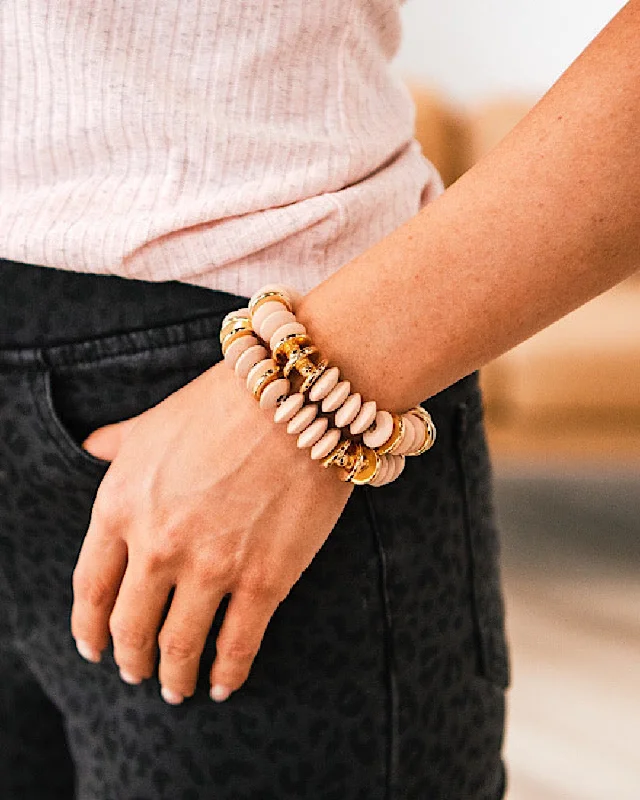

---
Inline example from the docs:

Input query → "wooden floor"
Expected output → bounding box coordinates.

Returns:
[493,464,640,800]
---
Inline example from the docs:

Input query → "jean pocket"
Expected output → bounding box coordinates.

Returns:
[29,368,112,480]
[453,395,510,690]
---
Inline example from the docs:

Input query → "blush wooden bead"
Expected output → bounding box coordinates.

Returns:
[246,358,276,392]
[385,454,406,484]
[310,427,341,460]
[269,321,307,353]
[259,378,290,410]
[252,283,301,308]
[393,414,417,455]
[349,399,377,435]
[234,344,268,379]
[297,416,328,449]
[223,334,259,369]
[405,413,426,455]
[258,309,297,342]
[308,366,340,402]
[251,300,289,334]
[321,380,351,413]
[286,403,318,435]
[273,392,305,424]
[369,454,391,487]
[334,392,362,427]
[362,410,394,449]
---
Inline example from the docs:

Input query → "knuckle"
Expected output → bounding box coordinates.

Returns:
[109,617,152,652]
[72,571,111,608]
[221,638,259,664]
[193,555,235,587]
[158,633,199,663]
[239,571,284,603]
[94,475,131,519]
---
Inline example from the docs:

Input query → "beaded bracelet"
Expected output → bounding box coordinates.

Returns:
[219,284,436,487]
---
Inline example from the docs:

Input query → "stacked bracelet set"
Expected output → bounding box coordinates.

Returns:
[219,284,436,487]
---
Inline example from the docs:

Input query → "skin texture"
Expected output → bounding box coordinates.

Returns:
[78,1,640,701]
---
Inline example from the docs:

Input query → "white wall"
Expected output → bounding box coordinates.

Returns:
[394,0,628,105]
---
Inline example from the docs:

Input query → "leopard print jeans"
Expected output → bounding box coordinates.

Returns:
[0,260,509,799]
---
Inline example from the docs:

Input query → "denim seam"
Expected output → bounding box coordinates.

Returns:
[362,486,397,800]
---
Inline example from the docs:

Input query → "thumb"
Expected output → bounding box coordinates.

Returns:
[81,416,140,462]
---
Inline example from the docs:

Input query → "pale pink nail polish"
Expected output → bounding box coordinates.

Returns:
[76,640,101,663]
[161,686,183,705]
[210,685,231,703]
[120,669,142,685]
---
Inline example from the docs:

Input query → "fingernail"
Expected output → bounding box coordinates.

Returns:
[76,640,101,663]
[210,685,231,703]
[120,669,142,685]
[161,686,183,705]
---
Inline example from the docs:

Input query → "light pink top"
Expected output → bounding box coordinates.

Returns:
[0,0,442,298]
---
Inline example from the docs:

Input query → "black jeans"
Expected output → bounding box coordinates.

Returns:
[0,260,509,800]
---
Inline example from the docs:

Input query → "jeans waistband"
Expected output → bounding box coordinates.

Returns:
[0,259,480,406]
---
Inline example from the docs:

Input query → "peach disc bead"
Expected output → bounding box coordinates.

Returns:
[349,399,377,435]
[385,454,406,484]
[391,415,414,456]
[223,334,259,369]
[321,380,350,413]
[362,410,394,449]
[310,427,341,460]
[286,403,318,435]
[405,413,426,455]
[253,283,302,309]
[259,378,290,410]
[269,321,307,353]
[246,358,276,393]
[369,454,390,487]
[334,393,362,427]
[273,393,305,424]
[258,309,296,343]
[251,300,289,334]
[308,366,340,401]
[297,416,329,449]
[234,344,268,379]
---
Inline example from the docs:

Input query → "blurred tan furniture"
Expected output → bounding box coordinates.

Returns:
[407,85,640,461]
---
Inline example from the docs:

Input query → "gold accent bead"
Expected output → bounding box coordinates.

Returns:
[219,317,252,344]
[248,291,293,316]
[336,442,366,482]
[272,334,312,365]
[299,358,329,395]
[251,366,282,401]
[282,345,319,378]
[375,413,405,455]
[350,446,380,485]
[320,438,352,468]
[407,407,437,455]
[221,328,255,356]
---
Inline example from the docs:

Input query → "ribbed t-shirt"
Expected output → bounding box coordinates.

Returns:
[0,0,442,297]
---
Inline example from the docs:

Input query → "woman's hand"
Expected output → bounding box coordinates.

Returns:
[71,360,353,704]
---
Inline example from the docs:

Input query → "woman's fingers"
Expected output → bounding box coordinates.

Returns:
[81,416,140,462]
[71,514,128,661]
[157,581,224,704]
[109,562,173,684]
[209,587,282,702]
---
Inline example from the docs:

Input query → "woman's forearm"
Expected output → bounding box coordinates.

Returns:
[295,0,640,411]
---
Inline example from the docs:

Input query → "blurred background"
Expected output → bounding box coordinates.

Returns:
[395,1,640,798]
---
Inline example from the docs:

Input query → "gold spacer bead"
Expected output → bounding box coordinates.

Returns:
[336,442,366,483]
[406,406,437,455]
[282,345,319,378]
[221,327,255,355]
[350,445,380,485]
[375,413,405,455]
[320,437,352,469]
[219,317,252,344]
[299,358,329,395]
[248,291,293,316]
[272,334,312,365]
[251,366,282,401]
